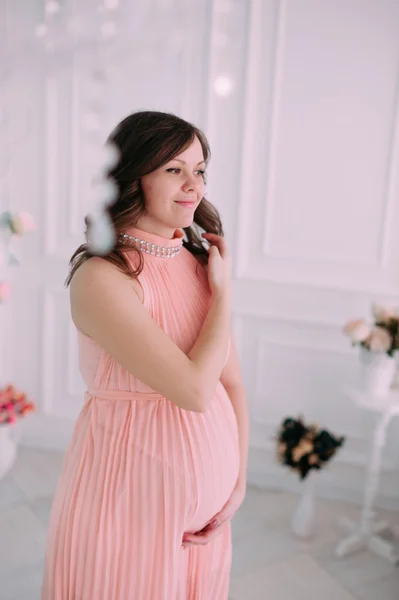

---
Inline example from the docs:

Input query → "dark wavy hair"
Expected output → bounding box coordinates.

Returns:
[65,111,224,286]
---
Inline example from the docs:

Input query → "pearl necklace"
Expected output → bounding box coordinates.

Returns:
[118,233,183,258]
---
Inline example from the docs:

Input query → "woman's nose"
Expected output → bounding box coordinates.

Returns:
[182,177,196,192]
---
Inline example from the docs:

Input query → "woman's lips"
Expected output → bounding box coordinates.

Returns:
[175,201,196,208]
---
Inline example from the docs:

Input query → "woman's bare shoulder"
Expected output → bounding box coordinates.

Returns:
[70,256,144,303]
[68,256,204,412]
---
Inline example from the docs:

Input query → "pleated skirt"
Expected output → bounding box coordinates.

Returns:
[41,383,240,600]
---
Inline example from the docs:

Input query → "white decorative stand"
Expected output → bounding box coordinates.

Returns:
[335,388,399,565]
[291,470,317,539]
[358,347,396,397]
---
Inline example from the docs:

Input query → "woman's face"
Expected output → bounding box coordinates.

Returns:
[138,136,206,237]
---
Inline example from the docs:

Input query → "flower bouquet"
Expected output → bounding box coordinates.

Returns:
[343,304,399,396]
[0,384,35,479]
[343,304,399,357]
[0,211,36,237]
[0,384,36,426]
[276,416,345,480]
[276,416,345,539]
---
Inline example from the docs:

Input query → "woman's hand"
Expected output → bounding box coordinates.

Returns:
[182,480,247,549]
[202,232,231,299]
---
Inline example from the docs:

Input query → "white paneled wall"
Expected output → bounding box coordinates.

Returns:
[3,0,399,509]
[228,0,399,509]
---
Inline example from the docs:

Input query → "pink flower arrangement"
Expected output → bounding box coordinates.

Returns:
[0,210,36,236]
[9,211,36,235]
[344,303,399,356]
[0,384,35,426]
[0,282,12,302]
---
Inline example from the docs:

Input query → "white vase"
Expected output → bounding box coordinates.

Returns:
[358,347,396,397]
[0,423,19,480]
[291,470,317,539]
[390,353,399,389]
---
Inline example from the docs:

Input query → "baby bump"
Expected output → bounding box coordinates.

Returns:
[181,383,240,531]
[79,387,239,529]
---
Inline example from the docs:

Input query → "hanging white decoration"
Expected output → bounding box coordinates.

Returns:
[214,74,234,97]
[34,0,122,255]
[86,209,115,256]
[28,0,198,254]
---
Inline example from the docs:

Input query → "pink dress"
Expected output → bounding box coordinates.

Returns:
[42,227,240,600]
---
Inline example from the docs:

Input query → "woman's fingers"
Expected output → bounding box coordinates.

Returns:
[182,520,226,548]
[202,232,229,259]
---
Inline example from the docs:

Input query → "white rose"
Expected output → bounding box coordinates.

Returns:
[367,327,392,352]
[343,319,371,343]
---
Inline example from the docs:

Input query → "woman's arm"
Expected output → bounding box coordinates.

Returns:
[71,257,231,413]
[220,334,250,486]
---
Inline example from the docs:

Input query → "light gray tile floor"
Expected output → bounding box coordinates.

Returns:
[1,447,398,600]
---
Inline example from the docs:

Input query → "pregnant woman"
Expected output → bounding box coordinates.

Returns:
[41,110,249,600]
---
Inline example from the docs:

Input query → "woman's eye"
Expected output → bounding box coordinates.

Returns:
[166,167,206,180]
[197,170,207,183]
